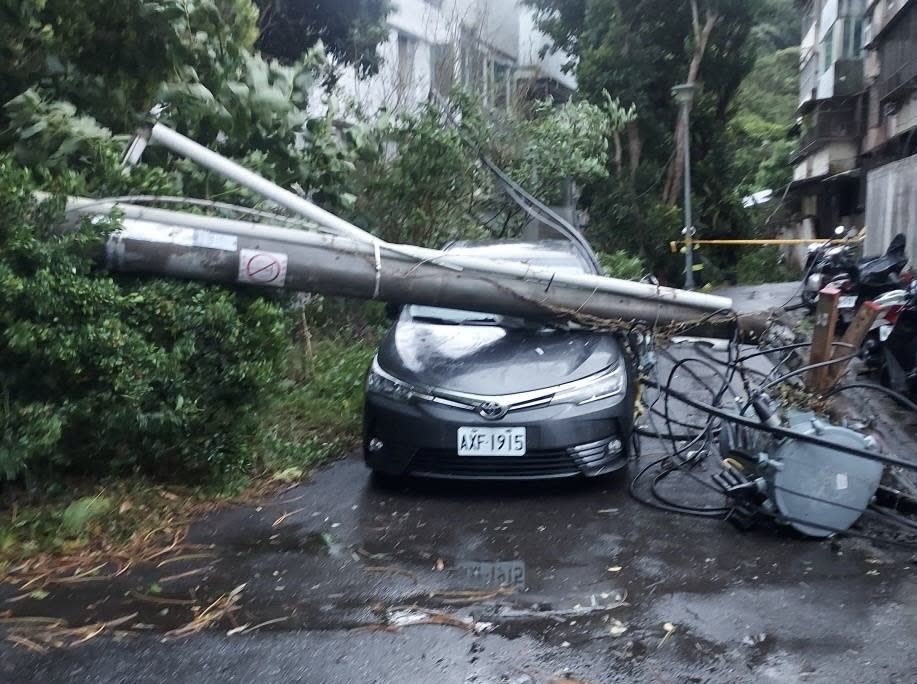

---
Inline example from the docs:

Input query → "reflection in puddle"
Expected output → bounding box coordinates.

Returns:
[453,560,526,589]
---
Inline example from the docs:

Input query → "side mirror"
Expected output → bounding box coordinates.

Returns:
[834,226,846,237]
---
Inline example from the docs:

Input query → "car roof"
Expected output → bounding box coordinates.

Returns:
[445,240,598,275]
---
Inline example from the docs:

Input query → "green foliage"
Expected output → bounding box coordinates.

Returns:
[0,0,260,132]
[597,251,645,280]
[527,0,760,277]
[354,94,619,248]
[253,0,391,74]
[354,104,483,246]
[60,496,112,537]
[735,246,795,284]
[730,47,799,195]
[260,331,377,471]
[0,158,290,481]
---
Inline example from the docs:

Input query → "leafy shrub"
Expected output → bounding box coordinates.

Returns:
[735,246,795,285]
[597,250,645,280]
[0,158,290,481]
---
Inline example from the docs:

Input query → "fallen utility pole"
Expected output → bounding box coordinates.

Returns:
[59,122,759,336]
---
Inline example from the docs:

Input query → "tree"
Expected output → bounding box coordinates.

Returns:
[526,0,760,277]
[661,0,755,206]
[252,0,391,73]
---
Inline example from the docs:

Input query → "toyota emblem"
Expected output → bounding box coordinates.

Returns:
[477,401,508,420]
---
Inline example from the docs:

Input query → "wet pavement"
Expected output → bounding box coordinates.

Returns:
[3,282,917,684]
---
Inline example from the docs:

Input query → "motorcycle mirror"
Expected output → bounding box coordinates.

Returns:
[834,226,846,237]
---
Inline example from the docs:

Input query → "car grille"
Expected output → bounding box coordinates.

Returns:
[408,438,617,479]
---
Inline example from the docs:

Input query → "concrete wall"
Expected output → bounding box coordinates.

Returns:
[793,141,860,180]
[865,153,917,265]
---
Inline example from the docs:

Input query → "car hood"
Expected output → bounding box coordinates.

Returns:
[377,321,623,395]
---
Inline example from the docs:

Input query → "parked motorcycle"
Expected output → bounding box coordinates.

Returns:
[802,232,909,318]
[860,288,909,369]
[801,227,857,310]
[878,280,917,397]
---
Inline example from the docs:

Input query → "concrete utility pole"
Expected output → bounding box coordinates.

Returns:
[58,122,754,335]
[672,83,696,290]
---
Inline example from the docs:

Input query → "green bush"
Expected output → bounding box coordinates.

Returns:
[597,250,645,280]
[0,158,290,481]
[735,246,795,285]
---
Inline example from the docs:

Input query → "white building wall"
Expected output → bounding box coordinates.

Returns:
[793,142,859,180]
[517,12,576,91]
[324,0,573,119]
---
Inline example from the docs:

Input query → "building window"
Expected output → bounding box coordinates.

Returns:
[460,31,485,89]
[843,17,863,57]
[430,44,455,96]
[492,62,512,110]
[821,24,834,73]
[396,33,418,103]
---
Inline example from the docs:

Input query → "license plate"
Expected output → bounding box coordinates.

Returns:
[839,295,858,309]
[457,427,526,456]
[454,560,526,589]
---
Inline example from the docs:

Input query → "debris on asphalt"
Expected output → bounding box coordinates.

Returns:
[164,584,245,639]
[741,633,767,646]
[608,619,628,637]
[429,587,515,604]
[272,507,307,527]
[363,566,419,583]
[658,622,676,648]
[5,612,137,651]
[376,607,494,635]
[487,593,627,623]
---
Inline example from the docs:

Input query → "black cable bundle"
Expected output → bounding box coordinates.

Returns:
[630,334,917,545]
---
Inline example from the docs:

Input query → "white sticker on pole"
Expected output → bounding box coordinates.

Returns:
[238,249,288,288]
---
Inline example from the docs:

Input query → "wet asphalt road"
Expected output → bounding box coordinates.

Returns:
[3,283,917,684]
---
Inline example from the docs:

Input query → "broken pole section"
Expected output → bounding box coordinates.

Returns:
[807,287,840,393]
[99,214,734,329]
[827,300,881,386]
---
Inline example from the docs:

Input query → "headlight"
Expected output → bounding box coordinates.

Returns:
[366,359,418,400]
[549,364,627,406]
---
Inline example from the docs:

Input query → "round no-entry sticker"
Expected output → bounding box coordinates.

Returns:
[237,249,288,287]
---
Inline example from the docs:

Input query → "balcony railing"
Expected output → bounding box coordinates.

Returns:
[792,103,861,162]
[876,3,917,101]
[799,53,819,107]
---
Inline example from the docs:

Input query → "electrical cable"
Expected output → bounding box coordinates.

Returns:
[645,378,917,472]
[628,323,917,546]
[823,382,917,415]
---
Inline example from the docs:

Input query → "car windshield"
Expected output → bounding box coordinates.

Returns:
[407,305,542,328]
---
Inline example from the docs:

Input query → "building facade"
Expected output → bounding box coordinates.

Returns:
[330,0,576,117]
[792,0,917,264]
[861,0,917,263]
[791,0,866,239]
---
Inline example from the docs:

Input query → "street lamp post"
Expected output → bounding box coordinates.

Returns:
[671,83,696,290]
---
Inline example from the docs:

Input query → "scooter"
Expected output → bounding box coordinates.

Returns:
[803,232,909,320]
[801,227,858,310]
[879,280,917,397]
[860,288,909,369]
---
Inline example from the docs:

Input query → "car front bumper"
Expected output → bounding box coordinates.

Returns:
[363,391,633,480]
